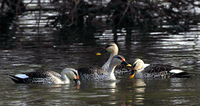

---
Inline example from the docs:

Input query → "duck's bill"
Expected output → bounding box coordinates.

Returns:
[74,79,81,85]
[121,61,132,67]
[96,53,101,55]
[130,68,136,79]
[96,49,107,55]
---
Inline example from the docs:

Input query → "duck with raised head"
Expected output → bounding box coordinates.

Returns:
[96,42,119,71]
[78,55,131,81]
[130,59,190,79]
[9,68,81,85]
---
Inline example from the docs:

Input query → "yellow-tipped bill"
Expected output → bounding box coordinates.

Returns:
[126,64,132,67]
[130,73,135,79]
[96,53,101,55]
[130,68,136,79]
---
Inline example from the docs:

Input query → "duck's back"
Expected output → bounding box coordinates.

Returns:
[143,64,173,73]
[77,67,108,81]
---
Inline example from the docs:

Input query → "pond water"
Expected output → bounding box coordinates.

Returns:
[1,26,200,106]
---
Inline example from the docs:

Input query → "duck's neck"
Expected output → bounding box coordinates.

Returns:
[102,52,117,70]
[107,61,117,74]
[61,70,70,84]
[107,62,117,80]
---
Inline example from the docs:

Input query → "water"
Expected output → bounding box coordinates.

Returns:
[1,12,200,105]
[1,28,200,106]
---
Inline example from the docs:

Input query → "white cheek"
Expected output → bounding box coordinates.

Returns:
[170,69,184,73]
[106,48,113,53]
[15,74,29,79]
[72,73,77,79]
[66,71,76,79]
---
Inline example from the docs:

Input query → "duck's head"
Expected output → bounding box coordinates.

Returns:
[130,59,145,79]
[111,55,132,67]
[133,59,145,71]
[96,42,118,56]
[62,68,81,85]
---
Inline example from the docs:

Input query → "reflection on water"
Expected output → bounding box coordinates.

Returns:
[134,79,146,105]
[126,79,146,105]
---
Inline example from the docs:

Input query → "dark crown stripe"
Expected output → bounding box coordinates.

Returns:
[72,71,78,76]
[116,56,122,60]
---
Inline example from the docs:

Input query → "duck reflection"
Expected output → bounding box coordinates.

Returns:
[12,84,71,93]
[168,78,185,92]
[74,81,118,105]
[79,80,117,93]
[133,79,146,105]
[121,79,146,106]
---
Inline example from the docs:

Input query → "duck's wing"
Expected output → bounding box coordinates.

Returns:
[77,67,107,80]
[77,67,95,74]
[143,64,173,73]
[48,70,61,78]
[25,70,52,77]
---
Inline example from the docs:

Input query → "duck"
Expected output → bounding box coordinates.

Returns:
[9,68,81,85]
[77,55,131,81]
[130,59,190,79]
[96,42,119,71]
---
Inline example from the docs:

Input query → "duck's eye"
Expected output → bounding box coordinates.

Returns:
[105,45,113,48]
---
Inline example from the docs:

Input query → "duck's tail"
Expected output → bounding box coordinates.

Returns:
[8,74,27,83]
[171,72,190,78]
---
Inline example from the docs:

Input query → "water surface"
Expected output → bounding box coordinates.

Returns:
[1,27,200,105]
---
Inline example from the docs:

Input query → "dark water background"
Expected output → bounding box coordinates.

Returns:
[1,0,200,105]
